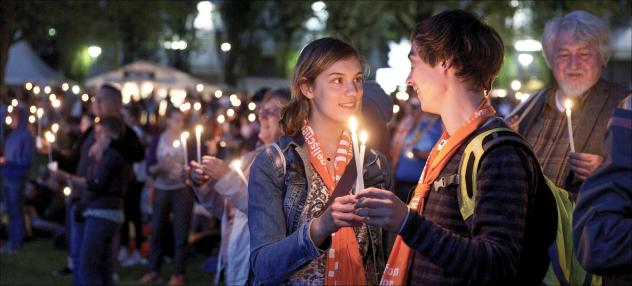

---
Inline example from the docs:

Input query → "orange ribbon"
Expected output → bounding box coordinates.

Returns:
[381,98,496,286]
[302,125,367,285]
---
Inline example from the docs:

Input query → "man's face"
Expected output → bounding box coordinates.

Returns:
[94,88,120,117]
[551,31,602,98]
[406,42,447,115]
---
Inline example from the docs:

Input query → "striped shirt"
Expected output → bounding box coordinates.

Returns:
[401,118,555,285]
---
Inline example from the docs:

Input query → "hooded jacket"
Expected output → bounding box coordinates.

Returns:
[2,106,35,179]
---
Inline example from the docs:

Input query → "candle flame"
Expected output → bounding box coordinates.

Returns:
[181,131,190,141]
[230,159,242,171]
[349,116,358,132]
[63,186,71,196]
[173,140,180,148]
[45,131,55,143]
[51,123,59,133]
[36,108,44,118]
[195,125,203,136]
[360,130,368,145]
[564,99,573,110]
[217,115,226,123]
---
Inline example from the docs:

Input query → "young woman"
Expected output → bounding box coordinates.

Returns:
[248,37,391,285]
[140,108,193,286]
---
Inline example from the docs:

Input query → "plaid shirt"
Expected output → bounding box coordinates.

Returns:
[517,79,627,193]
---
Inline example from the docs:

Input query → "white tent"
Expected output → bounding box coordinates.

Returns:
[85,60,222,92]
[4,40,65,85]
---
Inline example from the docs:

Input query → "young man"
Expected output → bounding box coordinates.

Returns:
[355,10,556,285]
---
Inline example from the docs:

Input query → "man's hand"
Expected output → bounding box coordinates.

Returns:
[568,152,604,181]
[354,188,409,232]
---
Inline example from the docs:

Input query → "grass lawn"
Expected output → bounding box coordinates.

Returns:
[0,238,216,286]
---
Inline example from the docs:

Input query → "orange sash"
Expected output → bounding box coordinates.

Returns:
[381,98,496,286]
[302,125,367,285]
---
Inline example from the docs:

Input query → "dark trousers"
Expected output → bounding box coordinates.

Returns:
[121,181,144,248]
[69,202,85,285]
[148,187,194,275]
[79,216,120,286]
[2,176,26,251]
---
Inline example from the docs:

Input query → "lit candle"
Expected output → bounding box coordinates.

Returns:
[195,125,203,162]
[348,116,362,194]
[564,99,576,153]
[36,108,44,138]
[180,131,190,164]
[230,159,248,185]
[172,140,183,164]
[358,130,368,192]
[45,131,55,163]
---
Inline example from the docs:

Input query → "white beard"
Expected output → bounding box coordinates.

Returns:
[558,82,591,99]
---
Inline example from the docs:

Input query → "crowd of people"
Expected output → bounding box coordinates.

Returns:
[0,9,630,286]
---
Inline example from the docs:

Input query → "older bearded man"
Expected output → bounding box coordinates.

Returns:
[508,10,627,196]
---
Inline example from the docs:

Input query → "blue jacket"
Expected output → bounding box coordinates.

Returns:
[573,103,632,282]
[2,107,35,179]
[248,134,391,285]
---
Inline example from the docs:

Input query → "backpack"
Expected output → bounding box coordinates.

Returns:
[453,127,602,286]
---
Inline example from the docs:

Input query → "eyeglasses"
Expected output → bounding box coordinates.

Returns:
[258,107,280,120]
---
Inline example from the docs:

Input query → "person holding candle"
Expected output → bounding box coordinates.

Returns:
[506,10,627,196]
[44,84,145,285]
[187,88,290,285]
[248,37,391,285]
[141,107,194,286]
[0,105,35,253]
[353,10,557,285]
[65,116,127,286]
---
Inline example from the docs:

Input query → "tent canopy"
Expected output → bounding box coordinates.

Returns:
[85,60,222,92]
[4,40,65,85]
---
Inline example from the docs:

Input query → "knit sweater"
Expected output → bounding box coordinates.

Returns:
[401,117,557,285]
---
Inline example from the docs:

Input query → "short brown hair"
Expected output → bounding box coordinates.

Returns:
[280,37,362,136]
[412,10,504,93]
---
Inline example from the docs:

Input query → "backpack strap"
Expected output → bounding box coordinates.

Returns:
[457,128,529,220]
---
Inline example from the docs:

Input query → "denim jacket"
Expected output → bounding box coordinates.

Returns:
[248,134,391,285]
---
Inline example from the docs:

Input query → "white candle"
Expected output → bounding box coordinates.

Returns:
[348,116,362,194]
[195,125,203,162]
[36,108,44,138]
[45,131,55,163]
[180,131,190,164]
[230,159,248,185]
[172,140,183,164]
[358,130,368,192]
[564,99,576,153]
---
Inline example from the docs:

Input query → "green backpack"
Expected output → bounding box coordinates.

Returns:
[453,127,601,286]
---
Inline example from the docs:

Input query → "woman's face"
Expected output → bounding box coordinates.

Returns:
[303,57,363,126]
[166,112,185,133]
[257,97,284,145]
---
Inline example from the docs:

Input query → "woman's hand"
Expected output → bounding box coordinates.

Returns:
[310,195,363,247]
[354,187,409,232]
[200,155,230,181]
[189,160,210,187]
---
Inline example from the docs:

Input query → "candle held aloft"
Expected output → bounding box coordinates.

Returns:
[195,125,203,162]
[180,131,190,164]
[358,130,368,192]
[348,116,362,194]
[564,99,576,152]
